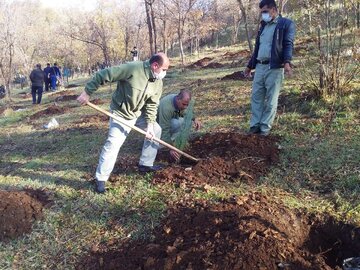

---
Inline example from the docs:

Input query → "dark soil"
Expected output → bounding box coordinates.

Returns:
[205,62,224,68]
[55,95,78,102]
[75,114,110,126]
[18,92,32,98]
[91,98,106,105]
[49,90,76,97]
[223,50,251,59]
[30,105,69,120]
[76,192,359,270]
[0,189,52,242]
[55,95,79,102]
[189,57,213,68]
[220,71,253,81]
[154,132,279,186]
[65,84,80,88]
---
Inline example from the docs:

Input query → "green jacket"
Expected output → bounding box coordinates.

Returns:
[85,60,162,123]
[157,93,188,144]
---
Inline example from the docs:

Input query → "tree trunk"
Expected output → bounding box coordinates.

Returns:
[145,0,154,54]
[357,1,360,29]
[237,0,253,53]
[150,1,157,52]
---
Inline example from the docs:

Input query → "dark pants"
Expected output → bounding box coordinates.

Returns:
[31,85,43,104]
[44,77,50,91]
[50,75,57,90]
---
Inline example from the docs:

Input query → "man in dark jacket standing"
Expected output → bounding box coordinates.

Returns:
[49,63,61,91]
[244,0,295,136]
[43,63,51,92]
[29,64,45,104]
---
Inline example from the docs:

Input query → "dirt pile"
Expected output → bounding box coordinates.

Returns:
[91,98,106,105]
[18,91,32,98]
[30,105,69,119]
[0,189,52,241]
[223,50,251,59]
[189,57,213,68]
[220,71,253,81]
[77,192,359,269]
[75,114,110,125]
[55,95,78,102]
[189,57,224,69]
[154,132,279,186]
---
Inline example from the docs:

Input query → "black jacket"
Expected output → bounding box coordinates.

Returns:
[247,16,295,69]
[30,68,44,87]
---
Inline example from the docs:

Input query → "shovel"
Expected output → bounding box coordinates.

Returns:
[86,102,199,162]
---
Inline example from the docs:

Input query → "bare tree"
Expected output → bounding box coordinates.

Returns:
[237,0,253,53]
[161,0,198,65]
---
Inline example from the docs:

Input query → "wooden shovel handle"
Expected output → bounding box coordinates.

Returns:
[86,102,199,162]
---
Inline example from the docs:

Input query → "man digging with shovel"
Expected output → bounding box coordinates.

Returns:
[77,53,170,193]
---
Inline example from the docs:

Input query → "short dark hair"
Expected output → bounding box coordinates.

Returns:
[149,54,164,66]
[259,0,277,9]
[47,63,50,66]
[36,64,41,69]
[54,62,57,66]
[178,89,192,100]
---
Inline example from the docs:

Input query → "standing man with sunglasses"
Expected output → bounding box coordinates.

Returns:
[244,0,295,136]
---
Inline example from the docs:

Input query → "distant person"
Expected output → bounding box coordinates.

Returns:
[77,53,170,193]
[244,0,295,136]
[130,46,138,61]
[29,64,44,104]
[43,63,51,92]
[49,63,62,91]
[157,90,202,162]
[63,67,70,85]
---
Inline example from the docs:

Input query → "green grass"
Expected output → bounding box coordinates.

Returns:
[0,46,359,269]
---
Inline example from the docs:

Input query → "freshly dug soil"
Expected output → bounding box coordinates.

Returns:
[0,189,52,241]
[75,114,110,125]
[223,50,251,59]
[205,62,224,68]
[154,132,279,186]
[30,105,69,119]
[77,192,359,270]
[91,98,106,105]
[55,95,78,102]
[221,71,253,81]
[189,57,213,68]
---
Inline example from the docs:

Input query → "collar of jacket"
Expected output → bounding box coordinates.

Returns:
[143,60,156,82]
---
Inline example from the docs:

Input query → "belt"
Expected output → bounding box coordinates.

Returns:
[257,60,270,64]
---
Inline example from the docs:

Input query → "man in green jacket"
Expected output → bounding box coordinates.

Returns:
[77,53,170,193]
[157,90,201,161]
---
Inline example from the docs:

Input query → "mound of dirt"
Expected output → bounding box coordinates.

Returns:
[154,133,279,186]
[75,114,110,125]
[91,98,106,105]
[65,84,80,89]
[223,50,251,59]
[189,57,213,68]
[205,62,224,68]
[220,71,253,81]
[0,189,52,241]
[18,92,32,98]
[49,90,76,97]
[77,192,359,269]
[30,105,69,119]
[55,95,78,102]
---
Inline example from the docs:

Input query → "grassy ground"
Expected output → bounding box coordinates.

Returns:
[0,52,359,269]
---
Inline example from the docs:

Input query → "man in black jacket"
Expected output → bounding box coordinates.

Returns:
[244,0,295,136]
[43,63,51,92]
[29,64,45,104]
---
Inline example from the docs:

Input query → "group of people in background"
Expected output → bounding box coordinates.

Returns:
[29,63,62,104]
